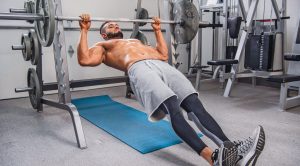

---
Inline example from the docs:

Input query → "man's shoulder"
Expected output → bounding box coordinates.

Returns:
[94,41,106,46]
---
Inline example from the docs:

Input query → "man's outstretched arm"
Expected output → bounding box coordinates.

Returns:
[77,14,105,66]
[152,17,168,61]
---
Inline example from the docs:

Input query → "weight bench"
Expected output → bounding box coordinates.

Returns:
[268,54,300,110]
[207,59,238,83]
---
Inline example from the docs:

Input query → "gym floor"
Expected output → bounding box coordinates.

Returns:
[0,81,299,166]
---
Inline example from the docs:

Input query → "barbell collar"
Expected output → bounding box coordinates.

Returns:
[9,8,27,13]
[15,87,33,93]
[12,45,25,50]
[0,13,43,21]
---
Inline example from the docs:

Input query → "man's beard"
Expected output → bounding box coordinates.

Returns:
[105,31,124,40]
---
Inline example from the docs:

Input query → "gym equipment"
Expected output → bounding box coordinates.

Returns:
[72,95,203,154]
[15,68,42,109]
[1,0,204,46]
[130,0,149,45]
[268,12,300,110]
[244,33,275,71]
[207,59,239,83]
[27,68,42,109]
[28,29,41,65]
[24,1,35,23]
[12,29,41,65]
[135,31,148,45]
[173,0,199,44]
[223,0,287,97]
[19,33,32,61]
[136,8,149,26]
[225,46,238,72]
[191,0,244,90]
[34,0,55,47]
[227,16,242,39]
[268,54,300,109]
[10,1,35,14]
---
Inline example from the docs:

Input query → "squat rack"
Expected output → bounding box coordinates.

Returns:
[39,0,176,149]
[5,0,177,149]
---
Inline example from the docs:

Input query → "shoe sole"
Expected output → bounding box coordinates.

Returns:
[245,126,266,166]
[220,141,238,166]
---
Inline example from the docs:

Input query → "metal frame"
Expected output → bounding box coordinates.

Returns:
[191,0,222,89]
[195,0,203,89]
[43,76,128,91]
[279,83,300,110]
[279,11,300,110]
[163,0,175,65]
[192,0,237,89]
[223,0,286,97]
[37,0,87,149]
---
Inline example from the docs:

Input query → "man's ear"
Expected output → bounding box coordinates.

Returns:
[101,33,107,40]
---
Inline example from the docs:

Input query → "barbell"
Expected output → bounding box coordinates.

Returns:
[0,0,201,46]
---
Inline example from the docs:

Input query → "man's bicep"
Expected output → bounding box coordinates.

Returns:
[88,45,105,65]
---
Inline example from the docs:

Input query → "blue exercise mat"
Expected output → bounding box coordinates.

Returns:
[72,95,202,154]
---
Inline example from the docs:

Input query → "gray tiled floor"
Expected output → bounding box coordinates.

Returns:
[0,82,299,166]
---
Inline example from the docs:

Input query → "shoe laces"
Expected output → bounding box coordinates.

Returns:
[234,137,254,155]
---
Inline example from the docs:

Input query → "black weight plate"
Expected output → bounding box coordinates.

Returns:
[173,0,199,44]
[27,68,42,109]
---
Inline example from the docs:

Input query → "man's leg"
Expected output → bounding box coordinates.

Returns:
[180,94,230,144]
[159,96,238,166]
[180,94,266,165]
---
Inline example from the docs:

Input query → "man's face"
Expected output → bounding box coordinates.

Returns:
[101,22,124,40]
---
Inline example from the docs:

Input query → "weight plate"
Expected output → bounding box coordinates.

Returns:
[135,30,148,45]
[35,0,55,47]
[27,68,42,109]
[137,8,149,26]
[28,29,41,65]
[25,2,34,23]
[24,1,34,13]
[173,0,199,44]
[21,33,32,61]
[25,1,35,24]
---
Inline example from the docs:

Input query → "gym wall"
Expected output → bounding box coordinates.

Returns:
[0,0,173,100]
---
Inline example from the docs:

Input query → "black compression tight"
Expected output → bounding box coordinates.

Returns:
[180,94,230,143]
[158,94,230,153]
[159,96,207,153]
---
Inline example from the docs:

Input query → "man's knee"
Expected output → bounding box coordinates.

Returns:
[160,96,181,116]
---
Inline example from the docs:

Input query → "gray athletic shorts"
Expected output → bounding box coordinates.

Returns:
[128,59,198,122]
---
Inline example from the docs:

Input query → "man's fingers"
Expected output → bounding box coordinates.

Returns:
[152,17,160,24]
[79,14,91,22]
